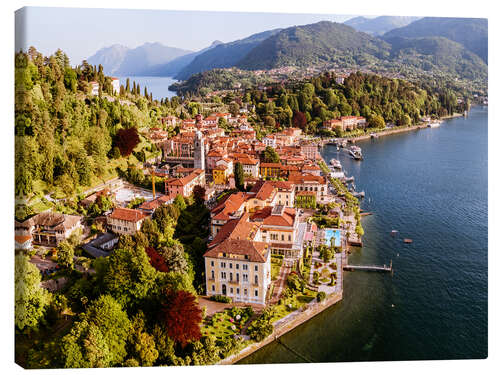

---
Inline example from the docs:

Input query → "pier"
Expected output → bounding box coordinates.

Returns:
[343,260,392,272]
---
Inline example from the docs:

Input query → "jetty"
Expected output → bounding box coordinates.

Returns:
[343,260,392,272]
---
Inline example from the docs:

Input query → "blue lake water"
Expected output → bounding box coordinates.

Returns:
[239,106,488,363]
[117,76,179,100]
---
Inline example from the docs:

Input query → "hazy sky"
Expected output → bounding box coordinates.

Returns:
[15,7,361,65]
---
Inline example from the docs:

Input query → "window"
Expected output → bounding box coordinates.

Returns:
[254,290,258,297]
[230,273,233,281]
[236,264,239,270]
[229,263,232,269]
[281,234,285,241]
[221,262,226,268]
[230,287,233,294]
[211,261,214,267]
[254,265,258,272]
[243,264,248,270]
[237,288,240,294]
[244,289,248,295]
[212,285,215,292]
[211,270,214,279]
[254,275,258,284]
[221,272,226,279]
[288,235,291,241]
[243,274,248,282]
[236,273,240,282]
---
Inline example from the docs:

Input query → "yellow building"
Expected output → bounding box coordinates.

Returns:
[259,163,282,178]
[213,166,228,185]
[204,215,271,305]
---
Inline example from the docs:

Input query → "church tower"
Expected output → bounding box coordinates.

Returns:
[194,130,205,171]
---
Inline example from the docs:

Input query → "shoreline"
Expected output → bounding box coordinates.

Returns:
[342,112,465,143]
[218,291,343,365]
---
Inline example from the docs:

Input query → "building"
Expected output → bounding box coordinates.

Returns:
[15,212,83,247]
[164,169,206,198]
[288,173,328,204]
[204,214,271,305]
[89,81,99,96]
[111,77,120,94]
[107,207,147,235]
[194,131,205,171]
[259,163,282,179]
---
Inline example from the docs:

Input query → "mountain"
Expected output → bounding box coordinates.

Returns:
[386,36,487,81]
[383,17,488,62]
[175,29,282,80]
[237,21,391,70]
[140,40,223,77]
[344,16,420,35]
[86,44,129,74]
[87,42,193,76]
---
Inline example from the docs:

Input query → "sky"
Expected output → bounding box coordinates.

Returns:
[15,6,362,65]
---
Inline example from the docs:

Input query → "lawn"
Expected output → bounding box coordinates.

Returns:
[268,288,317,324]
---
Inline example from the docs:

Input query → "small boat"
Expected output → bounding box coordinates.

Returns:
[353,191,365,198]
[391,230,398,236]
[403,238,413,243]
[427,120,442,128]
[344,176,354,183]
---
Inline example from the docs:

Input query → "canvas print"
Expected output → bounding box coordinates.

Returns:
[14,6,487,369]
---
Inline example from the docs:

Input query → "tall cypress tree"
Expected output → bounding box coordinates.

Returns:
[234,162,244,191]
[125,78,130,92]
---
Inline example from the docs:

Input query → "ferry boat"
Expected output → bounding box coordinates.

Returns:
[349,146,363,160]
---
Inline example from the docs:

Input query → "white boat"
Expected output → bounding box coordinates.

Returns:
[329,158,342,170]
[427,120,442,128]
[349,146,363,160]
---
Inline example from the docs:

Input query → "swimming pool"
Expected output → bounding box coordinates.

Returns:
[324,229,341,247]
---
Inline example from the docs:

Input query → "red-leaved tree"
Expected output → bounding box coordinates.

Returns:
[292,111,307,129]
[145,247,169,273]
[115,127,140,157]
[161,290,202,346]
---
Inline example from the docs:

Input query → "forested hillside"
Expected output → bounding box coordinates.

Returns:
[14,48,181,206]
[242,71,468,137]
[384,17,488,63]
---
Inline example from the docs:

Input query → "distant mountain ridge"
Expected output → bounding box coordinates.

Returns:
[344,15,421,35]
[236,21,390,70]
[87,42,193,76]
[175,29,283,80]
[383,17,488,62]
[87,17,487,87]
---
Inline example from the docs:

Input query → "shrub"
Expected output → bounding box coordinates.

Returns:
[317,291,326,302]
[210,295,232,303]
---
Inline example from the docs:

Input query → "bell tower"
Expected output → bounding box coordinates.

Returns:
[194,130,205,171]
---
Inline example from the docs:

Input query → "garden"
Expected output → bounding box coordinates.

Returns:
[201,306,254,340]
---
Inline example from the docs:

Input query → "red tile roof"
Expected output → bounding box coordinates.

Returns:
[204,239,269,263]
[109,207,147,222]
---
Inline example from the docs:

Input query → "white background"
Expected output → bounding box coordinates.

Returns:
[1,0,497,374]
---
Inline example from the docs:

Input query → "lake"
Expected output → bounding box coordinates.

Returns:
[239,106,488,364]
[117,76,179,100]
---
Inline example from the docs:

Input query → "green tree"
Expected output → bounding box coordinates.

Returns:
[61,295,131,368]
[99,246,160,308]
[263,146,280,163]
[173,194,187,211]
[127,311,159,366]
[15,254,51,331]
[234,162,244,191]
[57,240,75,269]
[369,114,385,128]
